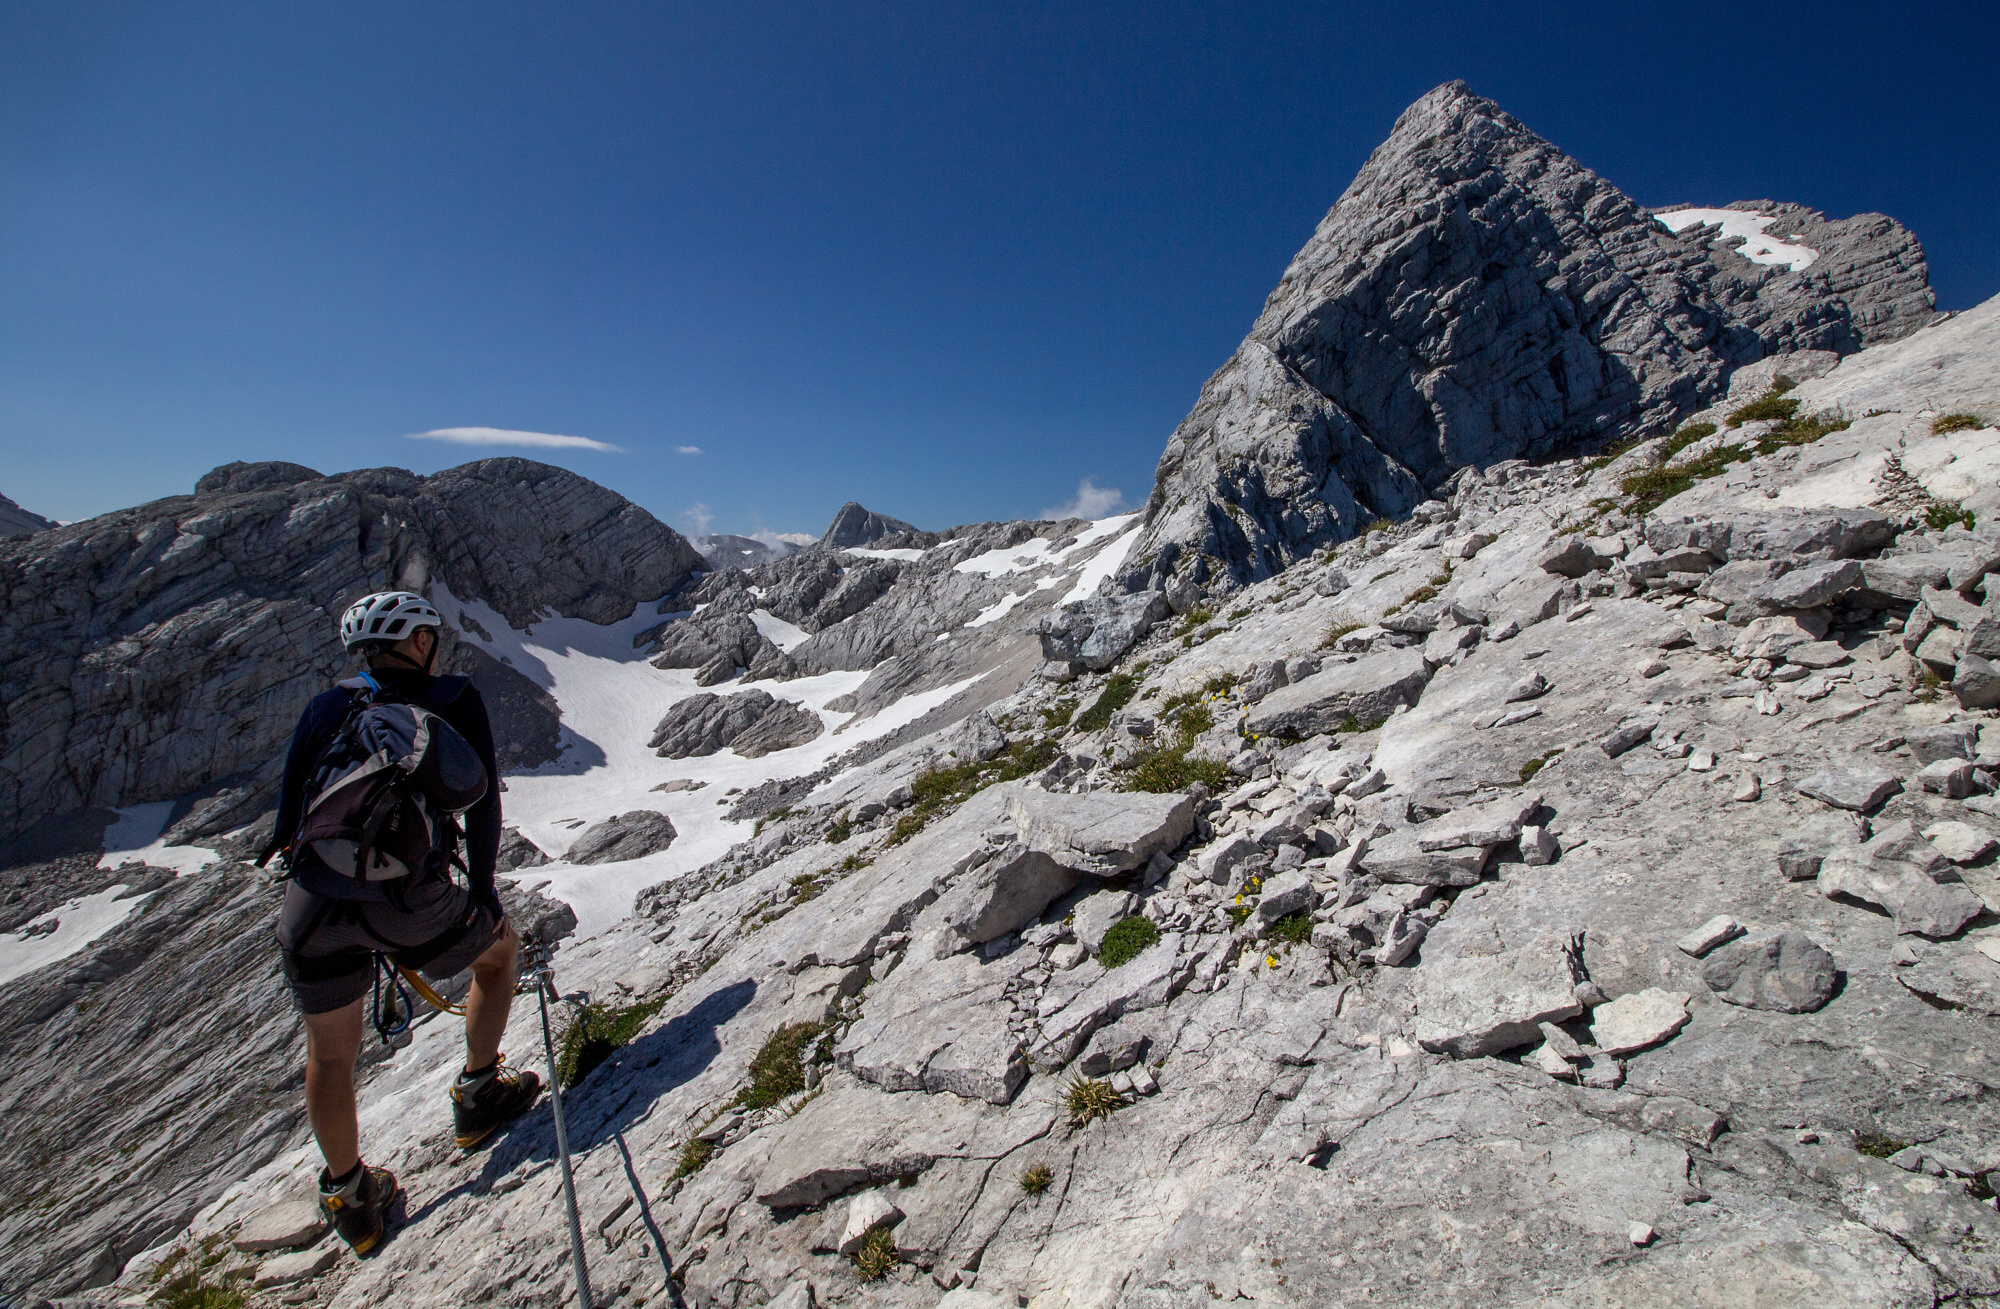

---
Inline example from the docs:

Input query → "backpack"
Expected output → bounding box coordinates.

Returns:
[291,674,489,884]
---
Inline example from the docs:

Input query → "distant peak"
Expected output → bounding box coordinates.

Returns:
[821,501,919,550]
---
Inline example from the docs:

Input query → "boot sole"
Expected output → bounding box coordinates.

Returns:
[455,1090,540,1150]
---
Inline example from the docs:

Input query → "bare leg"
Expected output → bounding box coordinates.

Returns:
[303,999,366,1177]
[463,919,519,1074]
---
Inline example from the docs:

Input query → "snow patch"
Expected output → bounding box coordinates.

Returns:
[750,609,811,652]
[1656,208,1819,272]
[96,801,219,876]
[1058,514,1143,605]
[966,590,1031,629]
[845,547,925,562]
[0,883,155,986]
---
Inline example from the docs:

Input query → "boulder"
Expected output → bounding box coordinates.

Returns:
[927,844,1077,954]
[1036,591,1171,672]
[1753,559,1863,611]
[1361,830,1492,887]
[1775,813,1865,879]
[1675,916,1744,957]
[1073,890,1141,954]
[1896,950,2000,1017]
[1954,653,2000,709]
[1701,932,1837,1013]
[1412,936,1584,1056]
[1254,869,1317,924]
[1242,648,1432,739]
[495,827,549,872]
[566,810,678,864]
[650,689,824,758]
[1818,852,1984,938]
[1922,821,1997,865]
[1540,536,1613,578]
[1005,786,1196,876]
[1797,769,1903,814]
[233,1199,327,1252]
[252,1245,339,1288]
[1904,722,1980,764]
[1411,792,1542,852]
[1588,989,1691,1056]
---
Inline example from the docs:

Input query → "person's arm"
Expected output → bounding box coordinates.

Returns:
[452,684,504,913]
[262,691,340,865]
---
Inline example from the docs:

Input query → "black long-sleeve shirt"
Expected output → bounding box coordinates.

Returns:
[271,667,503,905]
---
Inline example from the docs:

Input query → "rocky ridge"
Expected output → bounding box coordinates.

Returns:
[1121,80,1936,598]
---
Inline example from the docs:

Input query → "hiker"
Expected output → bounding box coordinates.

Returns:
[267,591,541,1255]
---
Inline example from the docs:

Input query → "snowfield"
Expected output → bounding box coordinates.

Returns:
[1655,207,1820,271]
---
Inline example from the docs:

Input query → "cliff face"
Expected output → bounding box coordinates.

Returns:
[0,458,702,841]
[1124,81,1934,597]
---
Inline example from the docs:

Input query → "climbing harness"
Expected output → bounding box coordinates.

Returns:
[519,934,594,1309]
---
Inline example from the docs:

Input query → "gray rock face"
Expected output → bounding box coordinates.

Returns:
[494,827,549,872]
[0,457,702,840]
[1701,931,1838,1013]
[1243,647,1431,739]
[820,502,922,550]
[0,490,58,538]
[1122,81,1931,593]
[1035,591,1170,672]
[649,690,824,759]
[565,810,678,864]
[1413,936,1584,1056]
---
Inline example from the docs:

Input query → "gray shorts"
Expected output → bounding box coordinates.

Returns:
[276,876,502,1015]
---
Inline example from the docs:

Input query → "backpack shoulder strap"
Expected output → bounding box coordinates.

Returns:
[427,674,471,706]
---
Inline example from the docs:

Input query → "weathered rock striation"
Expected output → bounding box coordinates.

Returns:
[1123,80,1933,597]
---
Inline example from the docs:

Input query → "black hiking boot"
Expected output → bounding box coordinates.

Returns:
[319,1162,398,1256]
[452,1055,541,1149]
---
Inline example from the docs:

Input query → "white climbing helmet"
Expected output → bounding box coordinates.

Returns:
[339,591,442,652]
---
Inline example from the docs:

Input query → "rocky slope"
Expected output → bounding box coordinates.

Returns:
[35,290,1991,1309]
[1122,80,1937,597]
[3,84,1997,1309]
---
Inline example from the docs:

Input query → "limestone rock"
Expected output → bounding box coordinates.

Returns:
[566,810,677,865]
[1072,890,1140,954]
[1701,931,1838,1012]
[1587,988,1691,1056]
[0,490,56,538]
[649,689,823,759]
[253,1244,339,1288]
[1361,830,1491,887]
[1004,786,1196,876]
[822,501,920,550]
[1818,851,1984,938]
[1896,950,2000,1016]
[1676,915,1745,957]
[838,1190,904,1255]
[494,827,549,872]
[232,1199,326,1252]
[1413,936,1584,1056]
[1922,821,1997,864]
[1242,648,1431,739]
[1035,591,1170,672]
[1797,769,1903,814]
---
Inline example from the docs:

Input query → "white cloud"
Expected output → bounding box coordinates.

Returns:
[681,503,714,536]
[751,530,816,551]
[407,426,621,453]
[676,445,703,455]
[1040,477,1127,521]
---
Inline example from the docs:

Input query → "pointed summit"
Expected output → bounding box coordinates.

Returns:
[1123,81,1931,597]
[820,501,919,550]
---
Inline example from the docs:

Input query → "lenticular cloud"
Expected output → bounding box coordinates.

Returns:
[408,426,622,453]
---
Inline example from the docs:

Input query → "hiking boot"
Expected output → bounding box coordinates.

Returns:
[452,1055,540,1149]
[319,1162,398,1256]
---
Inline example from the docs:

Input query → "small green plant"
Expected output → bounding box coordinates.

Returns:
[1201,673,1238,696]
[1925,503,1977,531]
[1727,392,1801,427]
[1227,904,1252,928]
[893,738,1063,846]
[148,1240,247,1309]
[1041,697,1078,730]
[672,1136,716,1180]
[1175,605,1214,636]
[852,1224,899,1280]
[1663,421,1717,456]
[825,812,853,844]
[1361,517,1395,534]
[1019,1162,1054,1195]
[1931,413,1983,434]
[1268,913,1313,945]
[836,852,871,873]
[1074,674,1141,733]
[752,805,798,837]
[1096,915,1161,967]
[1518,750,1560,783]
[1620,443,1752,515]
[1401,583,1439,607]
[1754,411,1850,454]
[888,812,927,844]
[735,1021,823,1110]
[1319,621,1362,650]
[559,995,672,1088]
[789,873,822,903]
[1122,745,1231,794]
[1336,714,1387,734]
[1170,702,1215,737]
[1856,1132,1909,1159]
[1227,607,1252,622]
[1065,1075,1122,1126]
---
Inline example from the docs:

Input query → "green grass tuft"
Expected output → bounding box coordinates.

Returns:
[1856,1133,1908,1159]
[1019,1161,1054,1195]
[735,1022,823,1110]
[1518,751,1560,783]
[1041,697,1077,730]
[1096,915,1161,967]
[1663,421,1717,456]
[1620,443,1752,514]
[559,995,672,1088]
[1268,913,1314,945]
[672,1136,716,1180]
[891,738,1063,844]
[1727,392,1801,427]
[1065,1076,1122,1125]
[1932,412,1984,435]
[1074,674,1141,733]
[852,1224,899,1280]
[825,813,853,844]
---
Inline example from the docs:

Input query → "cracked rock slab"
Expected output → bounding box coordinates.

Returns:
[1413,936,1584,1056]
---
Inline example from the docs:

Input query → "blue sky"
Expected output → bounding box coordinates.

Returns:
[4,2,1994,537]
